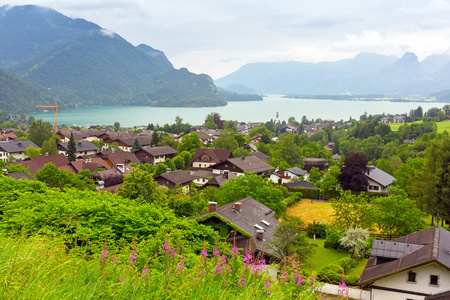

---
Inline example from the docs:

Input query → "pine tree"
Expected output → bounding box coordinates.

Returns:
[131,138,141,152]
[67,132,77,161]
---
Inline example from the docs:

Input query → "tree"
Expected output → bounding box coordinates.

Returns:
[29,119,54,147]
[320,165,341,194]
[410,136,450,222]
[158,135,178,149]
[272,134,303,168]
[114,121,120,132]
[339,227,369,258]
[308,167,323,187]
[173,156,185,170]
[339,152,372,192]
[217,172,286,216]
[131,138,142,152]
[40,137,58,156]
[373,187,425,238]
[25,145,41,158]
[155,163,169,176]
[67,132,77,161]
[394,157,425,195]
[265,215,314,262]
[232,147,250,158]
[108,142,120,151]
[35,163,94,190]
[331,191,375,231]
[150,131,161,147]
[204,113,218,129]
[177,132,202,152]
[117,169,165,203]
[212,129,238,151]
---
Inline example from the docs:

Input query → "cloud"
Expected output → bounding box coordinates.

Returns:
[99,29,116,38]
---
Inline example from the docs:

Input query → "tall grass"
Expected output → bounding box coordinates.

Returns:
[0,235,321,299]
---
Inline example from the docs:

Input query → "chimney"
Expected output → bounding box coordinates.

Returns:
[234,202,242,211]
[208,201,218,211]
[2,169,8,175]
[17,141,22,147]
[256,229,265,241]
[166,168,171,173]
[241,156,245,160]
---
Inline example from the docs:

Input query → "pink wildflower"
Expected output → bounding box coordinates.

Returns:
[201,248,208,258]
[113,257,118,263]
[142,269,150,276]
[163,242,170,253]
[231,246,238,255]
[128,252,136,264]
[238,277,246,288]
[213,248,220,256]
[170,249,177,258]
[101,249,108,260]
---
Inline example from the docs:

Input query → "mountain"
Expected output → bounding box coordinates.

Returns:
[215,52,450,96]
[0,5,224,112]
[0,68,58,113]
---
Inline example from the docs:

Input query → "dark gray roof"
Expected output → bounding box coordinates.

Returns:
[57,141,99,152]
[285,167,308,176]
[0,140,39,153]
[366,165,395,187]
[4,171,35,181]
[139,146,179,156]
[217,156,274,174]
[359,227,450,285]
[192,197,280,256]
[154,170,196,185]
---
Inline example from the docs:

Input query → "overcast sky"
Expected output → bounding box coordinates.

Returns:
[4,1,450,79]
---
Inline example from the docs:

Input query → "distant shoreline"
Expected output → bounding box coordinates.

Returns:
[282,95,438,103]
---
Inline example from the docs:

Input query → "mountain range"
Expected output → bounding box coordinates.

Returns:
[215,52,450,100]
[0,5,225,113]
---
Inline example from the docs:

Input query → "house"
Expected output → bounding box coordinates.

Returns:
[70,157,112,174]
[95,150,140,173]
[196,130,215,146]
[303,157,329,172]
[270,167,309,184]
[92,169,124,188]
[359,226,450,300]
[379,115,406,124]
[57,141,99,157]
[134,146,178,166]
[210,155,275,177]
[192,197,280,258]
[250,134,262,144]
[154,169,196,194]
[198,171,238,189]
[2,169,35,181]
[0,133,18,141]
[191,148,232,168]
[190,169,217,185]
[115,136,151,152]
[366,166,395,193]
[249,151,270,162]
[0,140,40,162]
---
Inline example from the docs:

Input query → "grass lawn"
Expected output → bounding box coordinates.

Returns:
[304,237,350,272]
[287,199,334,225]
[389,120,450,133]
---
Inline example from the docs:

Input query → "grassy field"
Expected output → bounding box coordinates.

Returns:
[389,120,450,133]
[287,200,334,225]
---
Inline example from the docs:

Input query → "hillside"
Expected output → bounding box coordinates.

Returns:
[0,5,224,111]
[0,69,58,113]
[215,52,450,97]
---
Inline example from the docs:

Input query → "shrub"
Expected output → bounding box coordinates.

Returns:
[317,264,343,283]
[344,275,360,286]
[305,221,327,239]
[324,229,344,250]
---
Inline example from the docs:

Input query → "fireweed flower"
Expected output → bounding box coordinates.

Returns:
[128,252,137,264]
[142,269,150,276]
[201,248,208,258]
[163,243,170,253]
[101,249,108,260]
[170,249,177,258]
[177,261,185,273]
[113,257,118,263]
[280,272,289,282]
[238,277,246,288]
[231,246,238,255]
[214,263,223,275]
[243,253,252,265]
[338,282,348,296]
[213,248,220,256]
[219,256,227,264]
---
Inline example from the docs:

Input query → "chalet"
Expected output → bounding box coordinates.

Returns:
[95,150,140,173]
[190,169,217,185]
[250,151,270,162]
[284,181,318,190]
[198,171,238,189]
[210,156,275,177]
[366,166,395,193]
[116,136,151,152]
[0,140,40,162]
[250,134,262,144]
[196,130,215,146]
[92,169,124,188]
[0,134,18,141]
[70,157,112,174]
[192,197,280,258]
[154,169,195,194]
[57,141,99,157]
[303,157,329,172]
[379,115,406,124]
[2,169,35,181]
[270,167,309,184]
[56,129,103,142]
[134,146,178,166]
[359,226,450,300]
[191,148,233,168]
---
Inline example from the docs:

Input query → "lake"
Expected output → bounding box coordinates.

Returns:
[31,95,445,127]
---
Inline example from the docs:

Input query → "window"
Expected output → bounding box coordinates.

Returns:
[430,275,439,286]
[369,185,380,191]
[407,271,416,283]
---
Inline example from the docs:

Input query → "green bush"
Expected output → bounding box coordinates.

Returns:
[344,275,360,286]
[289,187,319,199]
[324,229,344,250]
[305,221,328,238]
[317,264,343,283]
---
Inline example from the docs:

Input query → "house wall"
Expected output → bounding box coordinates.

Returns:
[192,153,216,168]
[372,263,450,299]
[0,150,27,161]
[367,179,389,193]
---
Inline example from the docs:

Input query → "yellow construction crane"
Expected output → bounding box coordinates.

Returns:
[36,102,58,133]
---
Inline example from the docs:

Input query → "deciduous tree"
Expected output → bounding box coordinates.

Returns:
[339,152,372,192]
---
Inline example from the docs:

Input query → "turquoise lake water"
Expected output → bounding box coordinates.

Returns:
[31,95,445,127]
